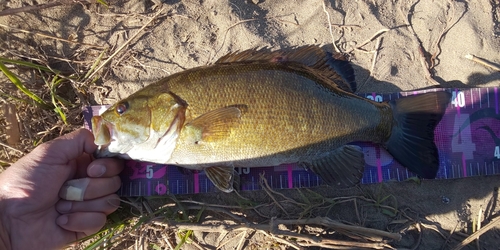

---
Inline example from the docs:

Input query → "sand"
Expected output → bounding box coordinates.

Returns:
[1,0,500,249]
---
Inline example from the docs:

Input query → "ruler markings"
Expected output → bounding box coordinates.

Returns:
[470,89,474,109]
[495,87,498,114]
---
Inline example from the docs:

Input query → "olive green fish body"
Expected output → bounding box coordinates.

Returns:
[92,46,451,192]
[162,63,389,168]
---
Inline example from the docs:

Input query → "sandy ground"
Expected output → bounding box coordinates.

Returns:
[1,0,500,249]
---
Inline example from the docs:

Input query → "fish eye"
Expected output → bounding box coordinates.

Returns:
[116,102,129,115]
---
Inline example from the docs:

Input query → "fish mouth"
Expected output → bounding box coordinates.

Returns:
[91,115,116,158]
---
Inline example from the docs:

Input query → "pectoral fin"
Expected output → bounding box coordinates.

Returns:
[186,106,245,142]
[205,166,235,192]
[306,145,365,187]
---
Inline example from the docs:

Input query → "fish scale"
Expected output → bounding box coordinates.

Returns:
[153,64,384,167]
[84,87,500,196]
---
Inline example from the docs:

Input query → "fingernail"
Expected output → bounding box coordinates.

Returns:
[56,215,68,226]
[107,198,121,208]
[89,164,106,177]
[57,201,72,212]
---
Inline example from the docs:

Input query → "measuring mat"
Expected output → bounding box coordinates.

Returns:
[83,87,500,197]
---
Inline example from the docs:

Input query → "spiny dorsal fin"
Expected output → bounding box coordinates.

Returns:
[186,105,245,142]
[305,145,365,188]
[215,46,356,93]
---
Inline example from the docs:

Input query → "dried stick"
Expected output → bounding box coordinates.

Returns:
[321,0,341,53]
[398,5,440,86]
[151,216,401,242]
[357,36,382,93]
[353,29,389,52]
[275,217,402,241]
[465,54,500,71]
[0,23,104,48]
[0,141,24,154]
[451,216,500,250]
[83,8,165,84]
[236,231,247,250]
[0,0,91,17]
[258,230,302,250]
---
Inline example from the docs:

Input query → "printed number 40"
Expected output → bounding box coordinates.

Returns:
[451,91,465,108]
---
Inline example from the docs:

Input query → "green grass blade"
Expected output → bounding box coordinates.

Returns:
[175,230,193,250]
[0,91,31,105]
[0,62,52,109]
[83,49,107,81]
[45,75,68,124]
[96,0,109,8]
[52,95,67,124]
[0,57,59,73]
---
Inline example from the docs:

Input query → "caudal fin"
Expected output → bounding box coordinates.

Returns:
[385,91,451,179]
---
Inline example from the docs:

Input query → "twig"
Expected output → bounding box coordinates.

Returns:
[236,230,247,250]
[259,173,294,216]
[351,28,389,52]
[0,141,24,155]
[321,0,341,53]
[83,8,165,84]
[299,240,392,249]
[151,216,401,242]
[258,230,302,250]
[451,216,500,250]
[476,206,483,250]
[399,4,440,86]
[215,231,229,249]
[357,36,382,93]
[441,221,459,250]
[162,235,175,250]
[429,0,464,70]
[0,23,104,49]
[276,217,402,241]
[465,54,500,71]
[182,205,246,223]
[213,14,300,62]
[0,0,90,17]
[410,222,422,250]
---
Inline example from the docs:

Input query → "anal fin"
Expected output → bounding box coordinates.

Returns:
[205,166,235,193]
[306,145,365,187]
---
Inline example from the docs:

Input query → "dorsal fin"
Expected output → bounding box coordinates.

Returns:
[215,46,357,93]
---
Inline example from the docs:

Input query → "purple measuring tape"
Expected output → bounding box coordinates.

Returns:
[83,87,500,196]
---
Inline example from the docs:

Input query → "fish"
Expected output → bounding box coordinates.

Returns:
[91,45,451,192]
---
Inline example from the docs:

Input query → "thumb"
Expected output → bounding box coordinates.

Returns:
[34,128,97,165]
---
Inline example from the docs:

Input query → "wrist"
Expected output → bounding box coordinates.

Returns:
[0,201,12,250]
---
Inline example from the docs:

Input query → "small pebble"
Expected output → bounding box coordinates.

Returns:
[441,196,450,204]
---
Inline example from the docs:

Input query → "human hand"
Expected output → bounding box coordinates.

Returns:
[0,128,124,250]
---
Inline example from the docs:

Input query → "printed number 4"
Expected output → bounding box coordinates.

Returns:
[451,114,476,160]
[146,165,154,179]
[495,146,500,159]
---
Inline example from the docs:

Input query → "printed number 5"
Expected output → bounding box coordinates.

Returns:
[146,165,154,179]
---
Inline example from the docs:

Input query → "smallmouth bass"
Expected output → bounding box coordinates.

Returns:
[92,46,451,192]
